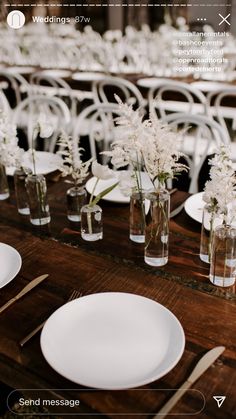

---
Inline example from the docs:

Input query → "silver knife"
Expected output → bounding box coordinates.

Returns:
[0,274,49,314]
[153,346,225,418]
[170,202,185,218]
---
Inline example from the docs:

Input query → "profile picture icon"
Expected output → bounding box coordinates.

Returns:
[7,10,25,29]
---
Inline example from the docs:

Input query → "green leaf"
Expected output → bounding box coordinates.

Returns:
[90,182,119,206]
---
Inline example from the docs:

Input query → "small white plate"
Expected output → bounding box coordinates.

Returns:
[41,292,185,389]
[72,72,105,82]
[0,243,22,288]
[86,172,153,204]
[6,151,62,176]
[40,69,72,79]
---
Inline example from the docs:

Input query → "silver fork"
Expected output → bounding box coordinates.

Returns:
[19,290,82,347]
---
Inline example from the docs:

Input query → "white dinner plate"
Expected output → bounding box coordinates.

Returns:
[7,66,36,74]
[184,192,204,223]
[184,192,236,226]
[6,151,62,176]
[40,69,72,79]
[72,72,105,82]
[0,243,22,288]
[86,172,153,204]
[137,77,168,88]
[41,292,185,389]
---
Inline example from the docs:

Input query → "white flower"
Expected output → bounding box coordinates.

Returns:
[91,160,114,180]
[118,171,136,197]
[37,113,54,138]
[0,112,24,167]
[57,132,92,185]
[104,96,188,189]
[203,145,236,221]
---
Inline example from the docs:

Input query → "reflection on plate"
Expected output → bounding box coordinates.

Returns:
[6,151,62,176]
[40,69,72,78]
[86,172,153,203]
[0,243,22,288]
[72,72,105,82]
[41,292,185,389]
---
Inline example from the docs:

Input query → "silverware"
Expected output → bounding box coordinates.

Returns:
[153,346,225,418]
[169,188,178,196]
[170,202,185,218]
[0,274,49,315]
[19,290,82,347]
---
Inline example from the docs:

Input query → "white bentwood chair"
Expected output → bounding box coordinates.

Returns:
[206,87,236,160]
[73,103,123,162]
[0,70,30,107]
[148,80,207,119]
[92,76,146,109]
[0,89,11,115]
[12,95,71,152]
[163,113,230,193]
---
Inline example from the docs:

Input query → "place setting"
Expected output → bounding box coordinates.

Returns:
[0,2,235,418]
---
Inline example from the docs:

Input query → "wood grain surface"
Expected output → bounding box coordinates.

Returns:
[0,177,235,418]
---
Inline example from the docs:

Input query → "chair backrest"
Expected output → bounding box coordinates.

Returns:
[92,76,145,109]
[148,80,207,119]
[163,113,229,193]
[30,71,77,118]
[0,89,11,115]
[73,103,123,162]
[12,95,71,152]
[0,70,29,107]
[206,87,236,139]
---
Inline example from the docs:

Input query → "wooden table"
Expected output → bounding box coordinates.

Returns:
[0,177,235,418]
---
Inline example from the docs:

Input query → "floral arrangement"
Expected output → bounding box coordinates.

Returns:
[103,96,188,191]
[57,133,118,206]
[57,131,92,187]
[88,160,118,207]
[203,145,236,224]
[0,112,23,167]
[27,113,55,175]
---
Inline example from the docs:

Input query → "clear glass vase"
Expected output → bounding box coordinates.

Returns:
[209,224,236,287]
[199,205,221,264]
[25,174,51,225]
[81,204,103,241]
[0,164,10,200]
[129,189,146,243]
[14,167,32,215]
[67,186,87,222]
[144,189,170,267]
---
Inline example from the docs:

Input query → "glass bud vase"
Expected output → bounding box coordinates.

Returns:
[0,164,10,200]
[67,186,87,222]
[81,204,103,241]
[209,224,236,287]
[25,174,51,225]
[129,189,146,243]
[144,189,170,267]
[200,205,221,263]
[14,167,32,215]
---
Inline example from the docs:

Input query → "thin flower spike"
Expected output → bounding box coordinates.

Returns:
[57,131,92,186]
